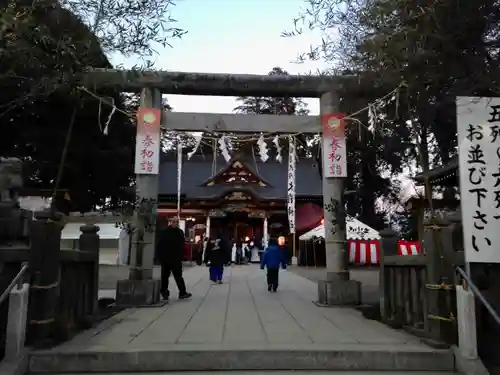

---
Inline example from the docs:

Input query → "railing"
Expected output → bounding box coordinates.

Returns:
[455,266,500,326]
[0,213,100,360]
[0,263,28,306]
[380,255,429,333]
[378,217,464,347]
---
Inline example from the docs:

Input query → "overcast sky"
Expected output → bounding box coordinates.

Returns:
[111,0,327,114]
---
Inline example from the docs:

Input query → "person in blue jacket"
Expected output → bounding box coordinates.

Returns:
[260,236,287,292]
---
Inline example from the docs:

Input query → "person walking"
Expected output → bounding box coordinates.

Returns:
[156,217,192,301]
[204,233,229,284]
[260,236,287,292]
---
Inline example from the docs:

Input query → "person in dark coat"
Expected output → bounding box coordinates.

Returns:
[260,237,287,292]
[156,217,192,301]
[235,240,243,265]
[204,232,229,283]
[196,237,207,266]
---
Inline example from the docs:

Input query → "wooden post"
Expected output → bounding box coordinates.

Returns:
[27,211,63,346]
[423,217,449,345]
[378,228,399,321]
[313,241,316,267]
[78,224,100,314]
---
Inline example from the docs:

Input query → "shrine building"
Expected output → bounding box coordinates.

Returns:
[157,154,324,243]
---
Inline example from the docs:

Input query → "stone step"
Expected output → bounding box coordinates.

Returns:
[50,372,460,375]
[28,346,456,373]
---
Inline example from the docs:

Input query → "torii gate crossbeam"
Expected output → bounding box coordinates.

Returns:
[80,69,358,97]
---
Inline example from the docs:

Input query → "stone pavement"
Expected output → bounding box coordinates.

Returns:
[29,265,456,373]
[65,264,422,348]
[288,266,380,304]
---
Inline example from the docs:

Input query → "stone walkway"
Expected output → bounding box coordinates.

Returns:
[70,264,422,349]
[29,265,455,373]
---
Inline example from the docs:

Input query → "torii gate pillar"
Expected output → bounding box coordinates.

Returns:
[317,91,361,306]
[116,87,162,307]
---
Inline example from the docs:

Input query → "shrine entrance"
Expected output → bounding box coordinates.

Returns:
[211,211,264,242]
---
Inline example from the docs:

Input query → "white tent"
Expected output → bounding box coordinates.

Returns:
[299,216,380,241]
[61,223,123,240]
[61,223,129,266]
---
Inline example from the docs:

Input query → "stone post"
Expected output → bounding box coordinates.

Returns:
[78,224,100,314]
[378,228,399,320]
[128,87,162,280]
[5,282,29,360]
[317,91,360,306]
[116,87,162,306]
[456,284,478,359]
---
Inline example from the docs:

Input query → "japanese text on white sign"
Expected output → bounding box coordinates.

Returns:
[457,96,500,263]
[134,108,161,175]
[322,114,347,178]
[287,136,296,234]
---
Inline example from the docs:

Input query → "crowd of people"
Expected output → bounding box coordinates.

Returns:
[156,217,290,300]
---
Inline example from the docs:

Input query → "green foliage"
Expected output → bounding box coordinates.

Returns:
[63,0,186,57]
[289,0,500,164]
[285,0,500,231]
[0,0,184,211]
[235,67,309,116]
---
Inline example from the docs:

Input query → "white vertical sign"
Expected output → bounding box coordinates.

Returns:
[457,96,500,263]
[134,108,161,175]
[287,136,296,234]
[322,113,347,178]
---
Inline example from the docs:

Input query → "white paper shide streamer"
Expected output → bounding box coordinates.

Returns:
[368,104,376,133]
[177,142,182,217]
[257,134,269,162]
[273,135,282,163]
[103,106,116,135]
[287,136,296,234]
[218,136,231,162]
[187,134,202,160]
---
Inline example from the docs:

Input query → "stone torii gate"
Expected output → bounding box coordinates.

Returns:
[82,70,361,306]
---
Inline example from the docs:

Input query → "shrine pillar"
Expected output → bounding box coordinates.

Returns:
[317,91,361,306]
[263,215,268,249]
[205,215,211,239]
